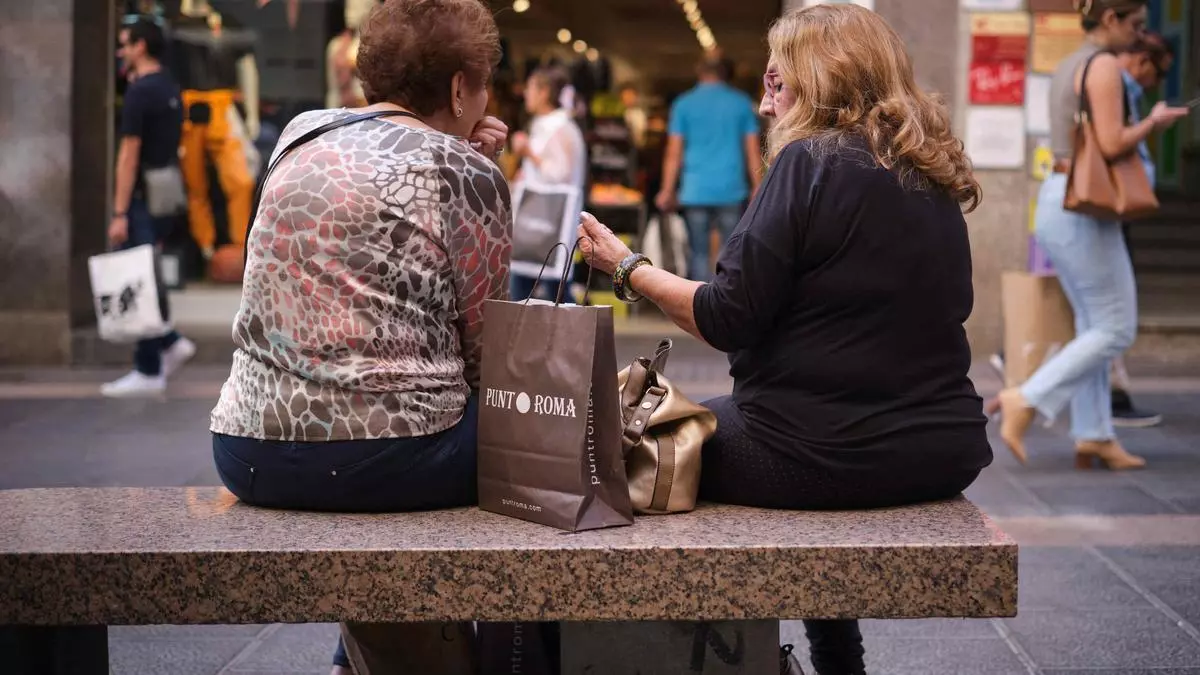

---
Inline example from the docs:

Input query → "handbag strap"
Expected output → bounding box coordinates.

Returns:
[619,338,675,453]
[243,109,420,259]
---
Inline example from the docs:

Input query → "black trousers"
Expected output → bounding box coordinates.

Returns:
[698,396,982,675]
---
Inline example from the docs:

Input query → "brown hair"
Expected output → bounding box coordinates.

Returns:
[356,0,501,116]
[1124,31,1174,62]
[767,5,981,212]
[1075,0,1147,32]
[529,65,571,107]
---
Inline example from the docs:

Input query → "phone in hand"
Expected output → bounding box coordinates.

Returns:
[1178,97,1200,110]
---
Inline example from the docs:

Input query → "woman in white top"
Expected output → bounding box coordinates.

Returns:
[510,65,587,301]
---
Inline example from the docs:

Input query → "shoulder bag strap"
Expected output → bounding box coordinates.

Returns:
[243,109,420,259]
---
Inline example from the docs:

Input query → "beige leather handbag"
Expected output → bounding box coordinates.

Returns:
[617,339,717,515]
[1064,52,1159,220]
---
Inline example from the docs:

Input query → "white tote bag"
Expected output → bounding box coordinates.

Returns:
[88,244,172,343]
[641,212,689,278]
[509,182,583,281]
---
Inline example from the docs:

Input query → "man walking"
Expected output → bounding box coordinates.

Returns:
[103,17,195,397]
[656,56,761,281]
[1109,32,1175,426]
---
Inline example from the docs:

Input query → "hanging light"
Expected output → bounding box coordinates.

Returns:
[586,47,600,61]
[512,0,530,12]
[572,39,588,54]
[557,28,572,43]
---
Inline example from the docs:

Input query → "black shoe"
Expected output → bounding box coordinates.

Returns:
[780,644,805,675]
[1112,389,1163,428]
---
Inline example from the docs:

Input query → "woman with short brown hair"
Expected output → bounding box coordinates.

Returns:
[208,1,510,672]
[580,6,991,672]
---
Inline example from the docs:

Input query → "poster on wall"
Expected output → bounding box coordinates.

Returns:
[962,0,1023,10]
[966,107,1026,169]
[1031,12,1085,73]
[1028,0,1075,10]
[969,13,1030,105]
[1025,73,1052,134]
[971,61,1027,104]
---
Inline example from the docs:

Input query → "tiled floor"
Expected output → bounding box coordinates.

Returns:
[3,341,1200,674]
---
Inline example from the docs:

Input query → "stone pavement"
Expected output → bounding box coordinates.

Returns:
[2,336,1199,674]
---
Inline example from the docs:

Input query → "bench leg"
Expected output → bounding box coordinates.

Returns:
[0,626,109,675]
[561,620,779,674]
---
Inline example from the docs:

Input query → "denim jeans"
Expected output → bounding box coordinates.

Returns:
[682,204,742,282]
[1021,173,1137,441]
[213,396,479,668]
[511,273,563,303]
[123,198,180,375]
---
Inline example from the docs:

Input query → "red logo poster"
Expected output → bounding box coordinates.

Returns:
[970,60,1026,105]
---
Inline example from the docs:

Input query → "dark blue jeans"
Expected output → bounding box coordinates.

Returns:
[213,395,479,668]
[682,204,743,282]
[511,273,563,303]
[124,198,180,375]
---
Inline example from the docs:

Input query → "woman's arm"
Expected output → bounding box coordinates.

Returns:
[579,141,812,352]
[450,160,512,389]
[1083,54,1186,160]
[627,265,706,341]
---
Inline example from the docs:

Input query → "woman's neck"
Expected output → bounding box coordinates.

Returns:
[1085,31,1116,51]
[534,105,559,117]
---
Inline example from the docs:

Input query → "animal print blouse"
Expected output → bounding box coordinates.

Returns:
[211,110,512,441]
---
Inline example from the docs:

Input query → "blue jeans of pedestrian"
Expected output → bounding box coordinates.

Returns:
[212,395,479,667]
[682,204,742,282]
[511,273,563,303]
[123,198,180,376]
[1021,173,1137,441]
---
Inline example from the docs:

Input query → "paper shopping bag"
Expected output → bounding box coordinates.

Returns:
[478,298,634,532]
[1001,271,1075,388]
[88,244,172,343]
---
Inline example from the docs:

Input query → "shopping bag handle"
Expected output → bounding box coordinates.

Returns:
[523,242,569,305]
[523,237,596,307]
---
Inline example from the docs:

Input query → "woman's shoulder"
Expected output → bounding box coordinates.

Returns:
[422,135,511,213]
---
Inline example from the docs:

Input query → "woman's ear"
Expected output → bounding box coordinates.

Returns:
[1101,8,1120,30]
[451,71,466,117]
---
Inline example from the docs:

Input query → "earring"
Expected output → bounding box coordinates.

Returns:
[455,106,464,118]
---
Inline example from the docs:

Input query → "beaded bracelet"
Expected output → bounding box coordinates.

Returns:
[613,253,652,303]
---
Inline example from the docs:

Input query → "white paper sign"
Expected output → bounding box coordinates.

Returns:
[966,107,1026,169]
[800,0,875,9]
[961,0,1023,10]
[1025,74,1052,135]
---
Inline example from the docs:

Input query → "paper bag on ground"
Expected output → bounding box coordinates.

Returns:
[478,298,634,532]
[1001,271,1075,388]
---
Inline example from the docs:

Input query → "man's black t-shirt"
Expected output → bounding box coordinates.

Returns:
[120,70,183,171]
[692,137,992,477]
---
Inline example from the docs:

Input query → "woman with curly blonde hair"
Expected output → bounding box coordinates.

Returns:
[579,6,992,671]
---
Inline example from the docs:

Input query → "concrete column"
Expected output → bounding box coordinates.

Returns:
[0,0,113,365]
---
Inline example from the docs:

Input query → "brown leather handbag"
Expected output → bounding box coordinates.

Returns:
[617,339,717,515]
[1064,52,1159,220]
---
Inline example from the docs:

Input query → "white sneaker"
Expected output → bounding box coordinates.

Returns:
[101,371,166,398]
[161,337,197,378]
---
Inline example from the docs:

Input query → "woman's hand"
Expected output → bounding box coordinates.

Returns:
[577,211,632,276]
[469,116,509,160]
[1147,102,1189,130]
[511,131,531,157]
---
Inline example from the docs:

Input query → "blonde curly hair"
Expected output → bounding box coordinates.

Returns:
[767,4,981,213]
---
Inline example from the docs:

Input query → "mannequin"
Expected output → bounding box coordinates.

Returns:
[173,0,259,263]
[325,0,376,109]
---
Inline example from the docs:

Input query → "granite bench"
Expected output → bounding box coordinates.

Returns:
[0,487,1016,674]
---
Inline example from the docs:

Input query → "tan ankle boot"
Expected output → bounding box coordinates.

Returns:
[996,388,1034,465]
[1075,440,1146,470]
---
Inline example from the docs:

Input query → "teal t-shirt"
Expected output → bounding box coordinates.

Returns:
[668,82,760,206]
